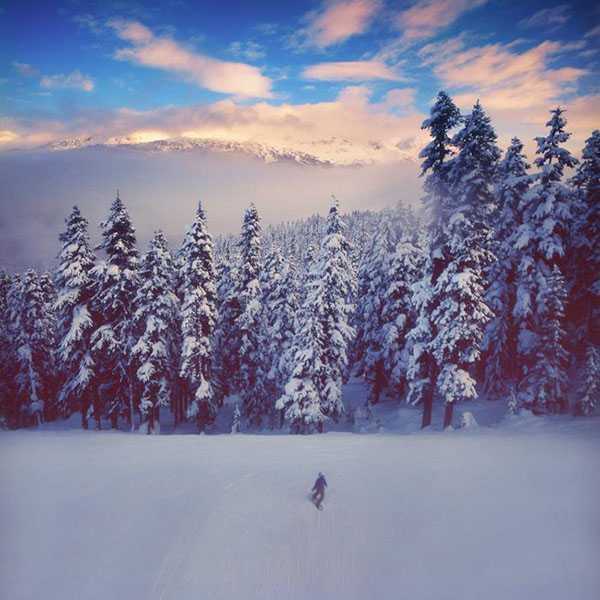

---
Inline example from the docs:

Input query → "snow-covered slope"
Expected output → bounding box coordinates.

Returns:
[1,403,599,600]
[40,135,416,167]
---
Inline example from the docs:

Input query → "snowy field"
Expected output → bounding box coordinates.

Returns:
[1,402,599,600]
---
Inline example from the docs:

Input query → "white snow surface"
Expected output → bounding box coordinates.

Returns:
[1,391,599,600]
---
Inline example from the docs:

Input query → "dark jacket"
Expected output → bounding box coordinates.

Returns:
[313,475,327,493]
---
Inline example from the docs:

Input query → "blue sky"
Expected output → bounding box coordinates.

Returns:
[0,0,598,159]
[0,1,598,269]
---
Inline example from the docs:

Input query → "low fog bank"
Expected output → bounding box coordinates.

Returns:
[0,148,420,271]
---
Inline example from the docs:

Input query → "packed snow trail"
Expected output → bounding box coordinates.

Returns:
[1,423,599,600]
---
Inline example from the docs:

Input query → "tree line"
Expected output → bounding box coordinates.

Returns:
[0,91,597,433]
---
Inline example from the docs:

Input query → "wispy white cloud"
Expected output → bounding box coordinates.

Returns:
[40,70,95,92]
[293,0,380,48]
[395,0,487,42]
[228,40,266,62]
[303,60,401,81]
[72,13,104,34]
[518,4,571,30]
[109,20,273,98]
[425,37,586,110]
[13,62,39,77]
[584,24,600,38]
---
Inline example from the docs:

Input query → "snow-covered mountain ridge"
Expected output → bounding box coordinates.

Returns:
[41,135,416,167]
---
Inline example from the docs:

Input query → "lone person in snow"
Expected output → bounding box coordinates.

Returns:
[311,472,327,509]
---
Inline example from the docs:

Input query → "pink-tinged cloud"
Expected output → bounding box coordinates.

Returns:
[0,88,425,165]
[396,0,487,41]
[109,20,273,98]
[428,39,586,110]
[518,4,571,30]
[303,60,401,81]
[304,0,380,47]
[422,37,594,156]
[40,70,95,92]
[0,130,18,144]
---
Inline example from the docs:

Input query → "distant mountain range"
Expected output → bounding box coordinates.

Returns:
[40,135,416,167]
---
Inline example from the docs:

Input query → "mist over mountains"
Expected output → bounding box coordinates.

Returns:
[0,146,420,271]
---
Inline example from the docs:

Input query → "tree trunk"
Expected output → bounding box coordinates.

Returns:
[110,401,118,429]
[147,405,154,435]
[421,385,433,428]
[370,361,384,405]
[93,386,102,430]
[128,369,136,432]
[443,402,454,429]
[421,358,437,429]
[81,393,89,430]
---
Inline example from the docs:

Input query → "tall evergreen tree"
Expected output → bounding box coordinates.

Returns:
[514,108,577,412]
[212,247,239,406]
[354,220,398,404]
[575,344,599,416]
[257,246,298,426]
[312,200,356,421]
[276,268,327,434]
[522,266,568,413]
[570,130,599,349]
[278,200,355,431]
[236,204,263,426]
[14,270,55,426]
[4,274,22,427]
[380,237,424,400]
[409,90,462,427]
[132,231,179,434]
[55,206,96,428]
[90,193,139,429]
[483,138,531,396]
[431,100,499,427]
[39,272,59,419]
[0,270,13,426]
[179,202,218,431]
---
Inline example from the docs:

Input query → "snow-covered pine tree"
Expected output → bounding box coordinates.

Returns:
[409,90,462,427]
[432,100,499,428]
[257,246,298,426]
[14,270,55,426]
[90,193,139,429]
[483,138,531,397]
[132,231,179,434]
[212,247,239,406]
[522,266,568,414]
[569,130,599,350]
[405,273,434,408]
[236,204,263,426]
[299,243,317,303]
[55,206,96,428]
[4,274,22,427]
[514,108,577,412]
[277,200,355,432]
[354,220,395,404]
[0,270,13,426]
[575,344,599,416]
[38,272,59,419]
[179,202,218,431]
[380,236,424,400]
[312,199,356,421]
[276,271,327,434]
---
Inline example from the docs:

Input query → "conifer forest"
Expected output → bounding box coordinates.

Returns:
[1,95,598,435]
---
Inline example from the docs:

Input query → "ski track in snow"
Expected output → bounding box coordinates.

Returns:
[1,418,600,600]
